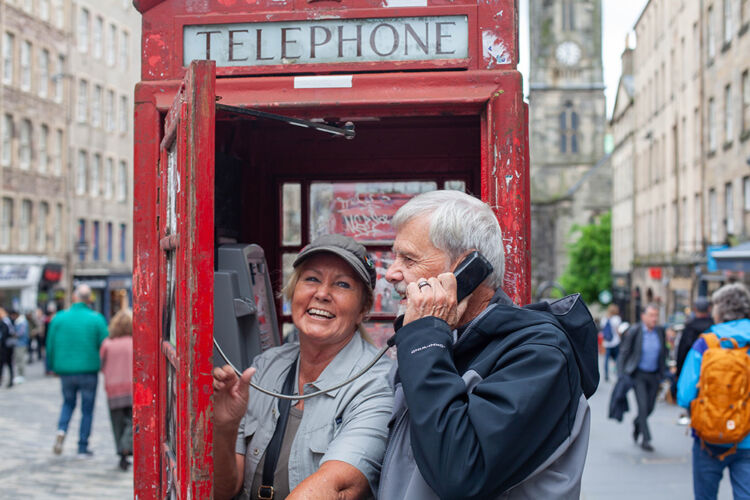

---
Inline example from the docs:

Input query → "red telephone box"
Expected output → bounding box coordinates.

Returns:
[132,0,529,497]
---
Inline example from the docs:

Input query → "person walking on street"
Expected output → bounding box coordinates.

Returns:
[677,283,750,500]
[676,297,713,382]
[10,310,29,384]
[618,304,667,452]
[100,308,134,471]
[601,304,622,382]
[0,307,16,387]
[47,285,109,456]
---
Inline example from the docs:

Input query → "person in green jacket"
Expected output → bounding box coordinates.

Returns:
[47,284,109,456]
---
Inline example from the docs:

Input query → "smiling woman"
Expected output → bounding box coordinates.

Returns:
[212,234,393,500]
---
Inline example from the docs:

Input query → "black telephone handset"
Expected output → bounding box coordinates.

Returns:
[454,251,494,302]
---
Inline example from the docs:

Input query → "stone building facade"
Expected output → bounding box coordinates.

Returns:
[613,0,750,321]
[528,0,609,295]
[68,0,139,317]
[0,0,139,316]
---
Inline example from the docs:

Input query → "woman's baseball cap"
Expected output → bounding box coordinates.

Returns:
[293,234,377,290]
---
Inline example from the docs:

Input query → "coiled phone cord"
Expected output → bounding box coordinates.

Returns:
[213,337,391,400]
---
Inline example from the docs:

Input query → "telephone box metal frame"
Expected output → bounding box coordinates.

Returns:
[133,1,529,498]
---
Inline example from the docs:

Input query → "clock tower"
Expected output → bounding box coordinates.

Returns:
[528,0,608,293]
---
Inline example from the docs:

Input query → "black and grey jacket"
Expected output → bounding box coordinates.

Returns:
[378,290,595,500]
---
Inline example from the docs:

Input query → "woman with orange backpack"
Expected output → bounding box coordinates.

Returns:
[677,283,750,500]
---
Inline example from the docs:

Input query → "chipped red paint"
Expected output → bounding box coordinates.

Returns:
[134,1,527,498]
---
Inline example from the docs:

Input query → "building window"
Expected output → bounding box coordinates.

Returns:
[20,40,31,91]
[2,114,12,167]
[37,202,48,251]
[120,96,128,134]
[695,193,702,248]
[562,0,575,31]
[78,219,86,261]
[91,153,101,197]
[78,8,89,53]
[744,176,750,211]
[709,188,719,243]
[92,220,100,261]
[76,150,87,195]
[54,54,64,103]
[724,0,733,44]
[77,79,88,123]
[92,85,102,127]
[559,105,579,154]
[2,33,14,85]
[39,49,49,98]
[93,16,103,59]
[708,97,717,152]
[726,182,735,235]
[53,0,64,29]
[40,0,50,22]
[19,119,31,170]
[104,158,114,199]
[725,84,733,143]
[107,24,116,66]
[119,223,127,262]
[708,5,716,61]
[117,160,128,202]
[106,90,115,131]
[1,198,12,250]
[22,0,32,13]
[54,203,62,251]
[39,124,48,173]
[743,0,750,25]
[743,70,750,134]
[53,128,62,175]
[120,31,129,71]
[107,222,113,262]
[19,199,31,250]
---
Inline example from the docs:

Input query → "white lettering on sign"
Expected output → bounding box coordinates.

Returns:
[183,16,468,67]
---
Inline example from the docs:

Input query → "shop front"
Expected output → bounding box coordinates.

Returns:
[0,256,63,312]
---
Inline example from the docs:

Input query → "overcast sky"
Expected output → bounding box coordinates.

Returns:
[518,0,649,118]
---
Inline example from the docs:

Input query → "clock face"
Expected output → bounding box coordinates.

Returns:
[556,41,582,66]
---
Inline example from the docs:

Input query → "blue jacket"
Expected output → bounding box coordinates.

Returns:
[378,289,594,499]
[677,318,750,449]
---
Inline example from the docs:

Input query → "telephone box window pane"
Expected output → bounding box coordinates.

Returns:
[167,147,177,232]
[364,321,396,355]
[444,180,466,192]
[309,181,437,243]
[370,251,401,315]
[282,183,301,245]
[282,322,297,343]
[281,252,296,315]
[165,362,177,456]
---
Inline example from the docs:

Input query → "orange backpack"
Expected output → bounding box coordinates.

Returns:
[690,333,750,459]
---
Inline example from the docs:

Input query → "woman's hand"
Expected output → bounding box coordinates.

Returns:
[212,365,255,431]
[403,272,469,330]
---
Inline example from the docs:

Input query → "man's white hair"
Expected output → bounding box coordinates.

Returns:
[73,284,92,303]
[392,190,505,288]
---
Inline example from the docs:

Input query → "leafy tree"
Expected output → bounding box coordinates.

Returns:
[559,211,611,305]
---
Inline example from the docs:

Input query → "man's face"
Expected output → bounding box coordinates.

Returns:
[385,215,452,309]
[641,307,659,330]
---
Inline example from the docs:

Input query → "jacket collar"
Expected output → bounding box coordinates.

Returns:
[304,331,365,398]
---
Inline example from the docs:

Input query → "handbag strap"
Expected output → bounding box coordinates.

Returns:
[258,358,298,500]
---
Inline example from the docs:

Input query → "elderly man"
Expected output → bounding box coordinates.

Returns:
[378,190,595,500]
[47,285,109,456]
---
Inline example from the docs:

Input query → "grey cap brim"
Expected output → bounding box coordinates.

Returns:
[293,246,374,289]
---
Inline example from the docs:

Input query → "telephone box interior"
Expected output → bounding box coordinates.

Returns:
[212,109,481,343]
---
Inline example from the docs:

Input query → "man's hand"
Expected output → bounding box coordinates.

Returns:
[403,272,469,329]
[212,365,255,431]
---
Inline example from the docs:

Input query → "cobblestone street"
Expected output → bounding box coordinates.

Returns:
[0,360,133,499]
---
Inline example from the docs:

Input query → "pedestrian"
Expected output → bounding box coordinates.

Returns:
[47,285,109,457]
[10,310,29,384]
[601,303,622,382]
[0,307,16,388]
[674,297,713,424]
[44,302,57,372]
[100,308,133,471]
[618,304,667,452]
[677,283,750,500]
[378,190,597,499]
